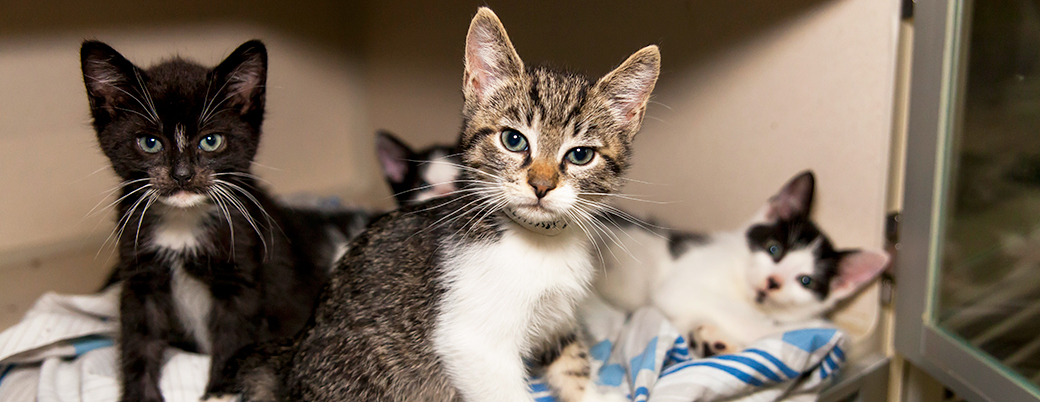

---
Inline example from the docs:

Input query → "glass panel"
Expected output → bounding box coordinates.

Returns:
[936,0,1040,389]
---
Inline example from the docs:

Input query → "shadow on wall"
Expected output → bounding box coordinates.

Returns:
[0,0,367,56]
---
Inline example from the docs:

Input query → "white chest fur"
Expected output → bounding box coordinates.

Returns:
[151,203,216,353]
[170,260,213,354]
[150,203,214,253]
[433,223,593,402]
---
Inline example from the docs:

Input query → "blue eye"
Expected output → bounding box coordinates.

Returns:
[765,240,783,259]
[500,129,528,152]
[199,134,224,152]
[798,275,814,288]
[137,136,163,153]
[566,147,595,165]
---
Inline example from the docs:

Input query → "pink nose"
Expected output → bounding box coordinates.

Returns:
[767,276,782,290]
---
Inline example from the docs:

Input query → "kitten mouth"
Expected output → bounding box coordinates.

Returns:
[162,191,208,208]
[503,207,568,236]
[755,290,768,304]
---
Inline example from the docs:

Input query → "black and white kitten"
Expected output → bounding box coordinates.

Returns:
[220,8,659,402]
[81,40,343,402]
[376,130,460,205]
[594,171,890,356]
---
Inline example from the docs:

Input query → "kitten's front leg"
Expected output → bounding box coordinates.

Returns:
[539,334,625,402]
[203,275,262,397]
[120,272,174,402]
[436,329,534,402]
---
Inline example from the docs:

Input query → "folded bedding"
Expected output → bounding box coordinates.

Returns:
[0,290,845,402]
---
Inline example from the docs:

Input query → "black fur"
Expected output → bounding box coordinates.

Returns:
[667,231,710,259]
[81,40,369,402]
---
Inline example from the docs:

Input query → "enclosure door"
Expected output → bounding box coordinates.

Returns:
[897,0,1040,401]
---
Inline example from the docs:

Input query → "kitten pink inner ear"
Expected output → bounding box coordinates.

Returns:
[226,57,265,113]
[464,8,523,101]
[831,250,890,298]
[767,171,815,220]
[596,45,661,127]
[376,134,411,183]
[215,41,267,114]
[81,43,136,112]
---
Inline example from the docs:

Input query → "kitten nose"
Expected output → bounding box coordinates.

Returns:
[767,276,782,290]
[526,160,559,199]
[529,178,556,199]
[172,165,194,186]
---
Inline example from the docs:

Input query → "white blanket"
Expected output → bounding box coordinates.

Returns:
[0,290,845,402]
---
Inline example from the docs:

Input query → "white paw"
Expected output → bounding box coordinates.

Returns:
[580,386,629,402]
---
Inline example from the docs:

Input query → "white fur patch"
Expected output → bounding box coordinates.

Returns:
[150,202,213,253]
[424,152,459,188]
[171,260,213,354]
[162,192,208,208]
[434,222,593,402]
[415,153,461,203]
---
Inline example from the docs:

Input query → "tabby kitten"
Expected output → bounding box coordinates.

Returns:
[594,171,889,356]
[81,40,338,402]
[220,8,659,402]
[376,130,460,205]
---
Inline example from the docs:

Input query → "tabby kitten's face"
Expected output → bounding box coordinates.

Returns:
[457,9,660,228]
[81,40,267,209]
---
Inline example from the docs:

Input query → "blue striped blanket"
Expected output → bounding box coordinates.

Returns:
[0,290,844,402]
[529,297,848,402]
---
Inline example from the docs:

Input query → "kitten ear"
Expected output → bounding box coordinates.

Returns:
[376,131,416,184]
[80,40,140,118]
[212,40,267,115]
[766,170,815,220]
[829,249,890,300]
[593,45,661,132]
[464,7,524,102]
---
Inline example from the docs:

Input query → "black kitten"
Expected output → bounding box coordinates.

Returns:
[81,40,342,402]
[375,130,460,205]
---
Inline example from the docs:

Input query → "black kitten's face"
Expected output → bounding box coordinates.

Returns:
[81,40,267,208]
[376,131,461,206]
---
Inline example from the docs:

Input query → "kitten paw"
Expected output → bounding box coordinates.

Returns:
[691,324,742,357]
[580,387,629,402]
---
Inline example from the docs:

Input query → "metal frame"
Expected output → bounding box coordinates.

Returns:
[895,0,1040,400]
[819,357,890,402]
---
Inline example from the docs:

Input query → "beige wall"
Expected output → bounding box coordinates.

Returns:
[365,0,899,245]
[362,0,901,357]
[0,26,372,254]
[0,0,901,345]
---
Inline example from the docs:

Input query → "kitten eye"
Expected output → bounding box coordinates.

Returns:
[137,136,163,154]
[500,129,528,152]
[798,275,815,288]
[565,147,595,165]
[765,239,783,259]
[199,134,225,152]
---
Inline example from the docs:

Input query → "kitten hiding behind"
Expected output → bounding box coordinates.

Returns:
[81,40,351,402]
[595,171,889,357]
[376,130,460,205]
[218,7,659,402]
